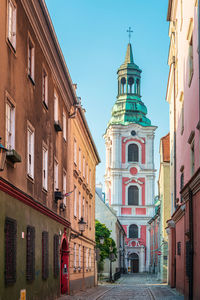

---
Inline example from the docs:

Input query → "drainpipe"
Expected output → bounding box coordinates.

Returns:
[189,189,194,300]
[173,52,177,212]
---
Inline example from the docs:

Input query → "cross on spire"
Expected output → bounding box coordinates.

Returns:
[127,26,133,43]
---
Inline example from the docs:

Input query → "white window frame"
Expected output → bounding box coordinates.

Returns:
[79,245,81,268]
[54,159,58,191]
[86,248,88,270]
[83,156,85,178]
[79,148,81,171]
[63,170,67,205]
[126,183,142,206]
[89,205,91,229]
[79,192,81,219]
[42,68,48,107]
[28,35,35,81]
[74,186,77,217]
[7,0,17,49]
[82,197,85,220]
[89,169,91,188]
[74,243,77,269]
[54,91,58,122]
[126,141,142,164]
[27,122,34,179]
[63,111,66,141]
[86,163,88,183]
[42,144,48,191]
[89,249,91,269]
[5,97,15,150]
[86,201,88,224]
[74,139,77,165]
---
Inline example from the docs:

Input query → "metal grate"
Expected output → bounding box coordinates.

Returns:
[53,234,59,277]
[42,231,49,280]
[26,226,35,281]
[4,217,17,285]
[177,241,181,256]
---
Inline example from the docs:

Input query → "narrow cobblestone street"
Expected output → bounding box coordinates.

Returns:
[57,274,184,300]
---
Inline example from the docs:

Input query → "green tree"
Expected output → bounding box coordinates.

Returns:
[95,220,117,263]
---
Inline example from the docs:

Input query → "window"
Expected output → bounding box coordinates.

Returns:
[42,231,49,280]
[74,243,77,268]
[5,100,15,150]
[53,235,59,277]
[54,160,58,190]
[5,217,17,284]
[79,192,81,219]
[180,172,184,203]
[27,125,34,178]
[26,226,35,281]
[180,92,184,134]
[86,201,88,224]
[89,205,91,229]
[28,37,35,81]
[63,171,66,206]
[89,169,91,188]
[89,249,91,269]
[128,186,139,205]
[177,241,181,256]
[128,77,134,94]
[129,224,138,238]
[74,186,77,217]
[42,146,48,190]
[74,140,77,165]
[86,248,89,270]
[79,245,81,268]
[121,77,126,94]
[7,0,16,49]
[188,35,193,85]
[86,163,88,183]
[54,92,58,122]
[128,144,139,162]
[42,69,48,107]
[191,139,195,176]
[83,156,85,177]
[79,148,81,171]
[82,197,85,220]
[63,111,66,140]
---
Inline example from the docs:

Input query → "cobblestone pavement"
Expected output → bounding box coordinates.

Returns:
[57,274,184,300]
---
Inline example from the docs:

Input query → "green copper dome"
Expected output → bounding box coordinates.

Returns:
[107,43,151,128]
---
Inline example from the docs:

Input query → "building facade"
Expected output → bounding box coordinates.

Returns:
[166,0,200,299]
[95,185,126,278]
[68,97,100,293]
[158,133,170,282]
[0,0,99,299]
[104,43,156,273]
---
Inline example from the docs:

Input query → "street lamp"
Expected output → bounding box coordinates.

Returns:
[70,217,86,239]
[0,138,7,171]
[99,236,104,245]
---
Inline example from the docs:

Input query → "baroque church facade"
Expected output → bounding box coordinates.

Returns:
[104,43,156,272]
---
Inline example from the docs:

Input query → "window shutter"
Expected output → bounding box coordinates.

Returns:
[42,231,49,280]
[4,217,17,285]
[26,226,35,281]
[53,235,59,278]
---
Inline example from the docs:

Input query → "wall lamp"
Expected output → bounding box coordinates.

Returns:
[70,217,86,239]
[0,138,7,171]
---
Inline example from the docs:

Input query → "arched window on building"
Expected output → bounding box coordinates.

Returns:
[136,79,140,95]
[129,224,138,238]
[128,144,139,162]
[128,186,139,205]
[128,77,134,94]
[121,77,126,94]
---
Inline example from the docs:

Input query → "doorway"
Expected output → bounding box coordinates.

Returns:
[130,253,139,273]
[60,238,69,294]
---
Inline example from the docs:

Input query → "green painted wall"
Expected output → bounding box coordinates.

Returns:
[0,190,65,300]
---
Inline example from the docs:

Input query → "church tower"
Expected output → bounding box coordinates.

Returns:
[104,42,157,272]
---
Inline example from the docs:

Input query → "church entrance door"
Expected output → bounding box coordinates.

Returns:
[130,253,139,273]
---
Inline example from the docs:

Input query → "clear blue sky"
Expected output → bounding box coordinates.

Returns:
[45,0,170,194]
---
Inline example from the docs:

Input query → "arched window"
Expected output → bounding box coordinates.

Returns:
[128,144,139,162]
[121,77,126,94]
[136,79,140,95]
[129,224,138,238]
[128,186,139,205]
[128,77,134,94]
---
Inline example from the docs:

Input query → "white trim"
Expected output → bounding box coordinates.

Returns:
[5,96,15,150]
[7,0,17,50]
[54,91,58,122]
[42,143,48,190]
[27,122,35,179]
[74,186,77,217]
[63,110,66,140]
[125,140,142,164]
[54,158,58,190]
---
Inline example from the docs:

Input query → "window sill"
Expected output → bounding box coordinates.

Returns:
[27,174,34,183]
[6,38,16,55]
[42,187,48,195]
[28,74,35,86]
[42,100,48,111]
[6,149,21,163]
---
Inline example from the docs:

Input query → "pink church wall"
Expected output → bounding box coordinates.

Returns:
[121,207,132,215]
[121,137,146,164]
[136,208,146,215]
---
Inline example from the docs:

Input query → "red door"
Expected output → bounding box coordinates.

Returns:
[60,239,69,294]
